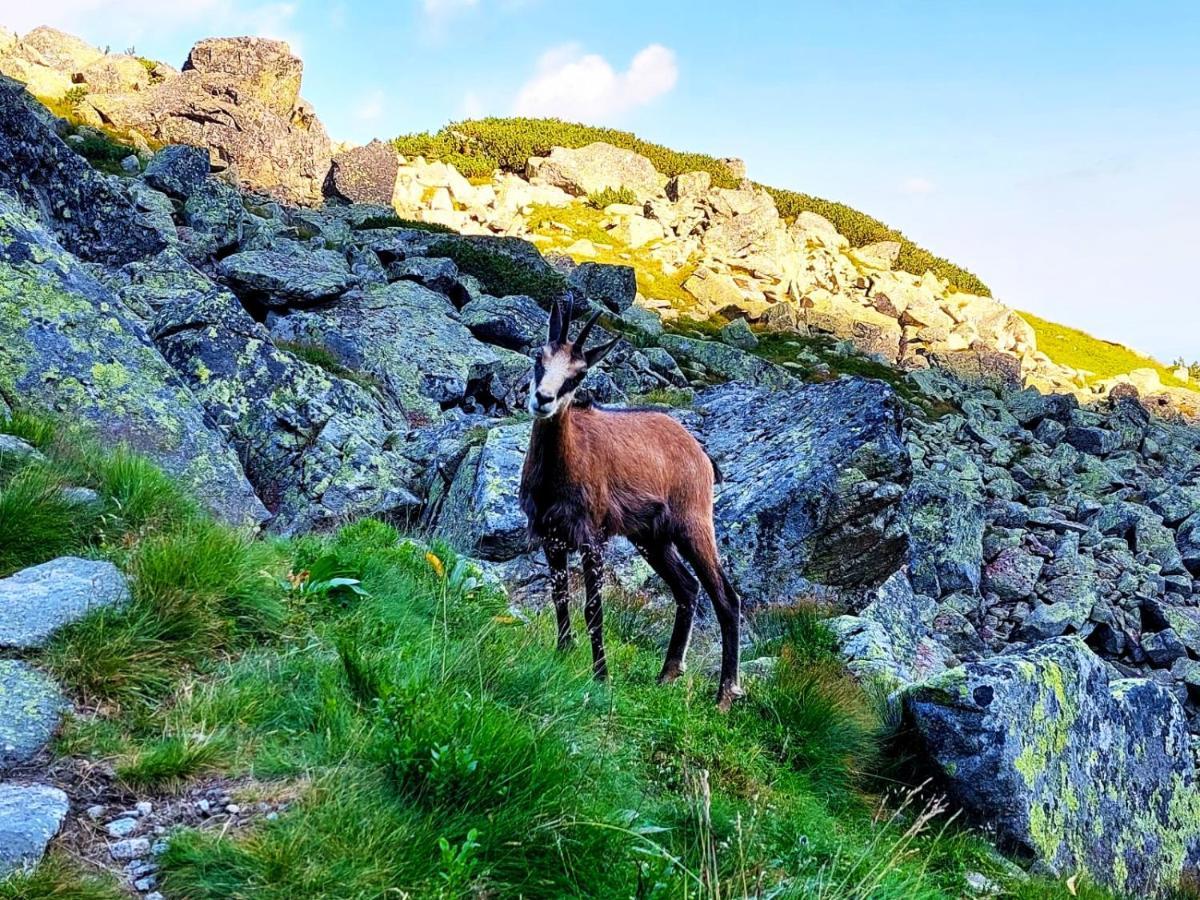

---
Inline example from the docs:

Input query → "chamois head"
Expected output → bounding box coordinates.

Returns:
[528,298,621,419]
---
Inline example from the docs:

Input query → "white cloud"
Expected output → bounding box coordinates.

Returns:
[900,176,936,194]
[354,88,385,123]
[513,43,678,121]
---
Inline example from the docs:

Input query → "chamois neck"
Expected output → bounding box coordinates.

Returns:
[530,403,575,462]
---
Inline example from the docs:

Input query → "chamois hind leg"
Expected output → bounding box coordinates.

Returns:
[636,540,700,684]
[544,539,572,652]
[676,524,742,711]
[581,543,608,681]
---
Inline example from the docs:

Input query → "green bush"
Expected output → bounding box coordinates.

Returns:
[394,117,990,296]
[759,184,991,296]
[62,85,89,109]
[427,238,565,304]
[585,186,637,209]
[0,463,102,576]
[351,214,455,233]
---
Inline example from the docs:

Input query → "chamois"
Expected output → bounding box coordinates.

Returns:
[519,299,742,709]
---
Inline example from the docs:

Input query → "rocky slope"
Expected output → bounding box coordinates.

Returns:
[2,26,1200,897]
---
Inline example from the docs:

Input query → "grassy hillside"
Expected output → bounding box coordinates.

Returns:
[1020,311,1190,389]
[0,413,1103,899]
[392,118,992,296]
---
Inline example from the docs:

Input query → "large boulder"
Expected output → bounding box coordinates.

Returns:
[528,142,664,198]
[0,783,69,878]
[906,638,1200,897]
[86,38,331,203]
[267,280,529,421]
[151,287,417,533]
[0,75,165,265]
[693,377,910,601]
[218,249,357,306]
[566,262,637,312]
[327,139,402,206]
[903,476,985,598]
[0,557,129,649]
[142,144,211,200]
[0,195,267,526]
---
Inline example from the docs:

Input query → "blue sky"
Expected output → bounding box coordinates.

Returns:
[5,0,1199,362]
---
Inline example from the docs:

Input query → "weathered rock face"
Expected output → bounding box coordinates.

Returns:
[0,76,165,265]
[906,638,1200,897]
[142,144,211,200]
[0,195,267,526]
[328,140,402,206]
[0,557,129,649]
[218,249,357,305]
[151,286,418,533]
[9,34,334,204]
[694,378,911,601]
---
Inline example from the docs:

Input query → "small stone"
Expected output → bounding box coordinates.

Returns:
[226,803,241,814]
[146,894,165,900]
[719,317,758,351]
[150,839,169,856]
[120,154,141,173]
[109,837,151,861]
[196,798,211,814]
[1143,628,1188,668]
[135,800,153,817]
[105,816,139,838]
[86,804,107,820]
[134,875,158,891]
[965,871,1000,895]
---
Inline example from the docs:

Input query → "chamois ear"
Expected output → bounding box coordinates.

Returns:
[585,335,622,368]
[548,300,564,344]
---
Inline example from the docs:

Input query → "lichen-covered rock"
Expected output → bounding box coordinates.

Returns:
[218,249,356,306]
[0,557,129,649]
[327,139,401,205]
[904,476,985,598]
[0,195,267,526]
[566,261,636,312]
[142,144,211,200]
[459,293,546,351]
[0,660,67,771]
[182,177,246,257]
[0,783,69,877]
[905,637,1200,897]
[982,546,1044,600]
[830,571,955,693]
[0,75,165,265]
[151,286,417,533]
[435,422,532,561]
[268,280,527,421]
[693,377,910,600]
[659,334,793,390]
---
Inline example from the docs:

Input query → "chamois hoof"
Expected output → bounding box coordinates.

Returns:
[657,663,685,684]
[716,682,745,713]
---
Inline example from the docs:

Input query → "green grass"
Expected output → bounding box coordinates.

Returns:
[586,186,638,209]
[0,853,124,900]
[392,117,990,296]
[0,413,1101,899]
[1020,310,1190,389]
[426,238,566,304]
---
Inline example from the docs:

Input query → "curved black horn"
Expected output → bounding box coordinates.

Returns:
[573,309,602,354]
[548,300,563,343]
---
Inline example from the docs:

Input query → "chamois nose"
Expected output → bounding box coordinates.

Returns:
[535,390,554,407]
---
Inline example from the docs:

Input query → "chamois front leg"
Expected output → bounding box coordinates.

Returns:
[581,543,608,681]
[545,539,572,651]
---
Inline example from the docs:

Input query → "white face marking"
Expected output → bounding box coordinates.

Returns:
[529,346,585,418]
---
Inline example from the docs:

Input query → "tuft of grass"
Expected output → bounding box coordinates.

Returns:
[1020,310,1190,388]
[117,734,225,792]
[0,463,101,576]
[426,238,566,304]
[630,387,695,409]
[586,186,637,209]
[0,852,125,900]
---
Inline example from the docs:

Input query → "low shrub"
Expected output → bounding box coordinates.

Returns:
[62,85,89,109]
[351,214,455,233]
[426,238,565,304]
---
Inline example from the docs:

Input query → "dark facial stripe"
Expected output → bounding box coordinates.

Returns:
[557,373,584,398]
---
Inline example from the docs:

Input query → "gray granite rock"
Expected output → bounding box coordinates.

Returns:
[0,661,68,771]
[0,557,129,649]
[0,782,69,877]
